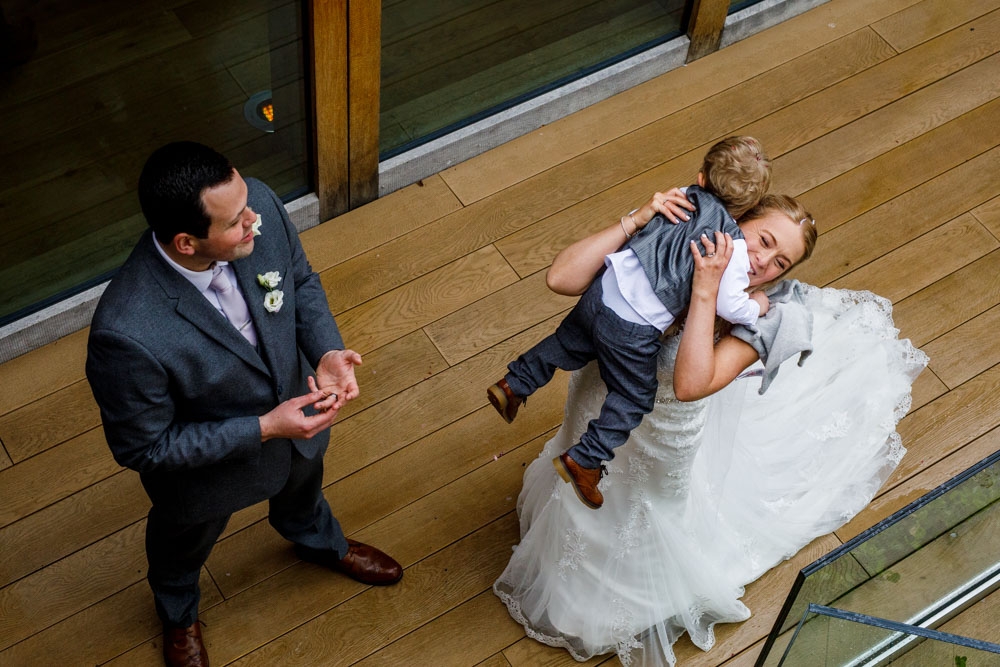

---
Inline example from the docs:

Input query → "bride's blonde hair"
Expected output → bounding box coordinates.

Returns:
[741,193,817,264]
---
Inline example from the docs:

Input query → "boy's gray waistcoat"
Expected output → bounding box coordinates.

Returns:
[626,185,744,315]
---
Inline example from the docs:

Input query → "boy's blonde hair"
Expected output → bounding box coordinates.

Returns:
[743,193,817,263]
[700,136,771,219]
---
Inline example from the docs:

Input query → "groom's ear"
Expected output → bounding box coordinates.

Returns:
[172,233,197,256]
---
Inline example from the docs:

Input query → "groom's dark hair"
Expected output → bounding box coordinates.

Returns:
[138,141,235,245]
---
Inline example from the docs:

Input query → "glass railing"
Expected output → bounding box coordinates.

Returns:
[777,604,1000,666]
[757,449,1000,665]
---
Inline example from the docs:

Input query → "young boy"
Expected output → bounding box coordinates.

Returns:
[487,136,772,509]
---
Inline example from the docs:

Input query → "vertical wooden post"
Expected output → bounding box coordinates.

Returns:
[347,0,381,209]
[309,0,381,222]
[309,0,349,221]
[686,0,730,62]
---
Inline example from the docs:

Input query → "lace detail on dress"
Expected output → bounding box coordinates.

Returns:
[557,529,587,581]
[807,411,852,441]
[611,598,642,666]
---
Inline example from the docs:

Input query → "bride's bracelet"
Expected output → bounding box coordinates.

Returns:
[620,216,634,240]
[620,210,639,240]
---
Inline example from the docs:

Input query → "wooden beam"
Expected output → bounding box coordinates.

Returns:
[347,0,381,208]
[686,0,729,62]
[309,0,349,221]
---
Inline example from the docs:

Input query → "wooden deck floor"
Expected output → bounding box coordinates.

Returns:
[3,0,1000,664]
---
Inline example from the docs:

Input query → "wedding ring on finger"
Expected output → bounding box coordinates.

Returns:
[706,253,716,257]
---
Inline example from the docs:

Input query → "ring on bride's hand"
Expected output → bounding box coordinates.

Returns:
[706,252,716,257]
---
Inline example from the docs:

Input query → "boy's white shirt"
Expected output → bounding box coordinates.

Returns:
[601,237,759,332]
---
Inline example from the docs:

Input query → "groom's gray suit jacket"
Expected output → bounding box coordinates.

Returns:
[86,178,342,524]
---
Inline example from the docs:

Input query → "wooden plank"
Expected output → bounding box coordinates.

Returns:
[871,0,1000,52]
[354,590,527,667]
[209,406,562,598]
[230,515,519,665]
[794,145,1000,288]
[423,271,576,365]
[330,246,520,352]
[301,174,462,273]
[0,448,10,472]
[0,470,147,588]
[322,314,564,485]
[888,364,1000,489]
[892,250,1000,347]
[504,636,604,666]
[0,572,220,667]
[0,427,120,529]
[973,193,1000,238]
[0,379,100,463]
[497,25,1000,281]
[439,0,921,204]
[310,0,349,219]
[328,27,899,308]
[768,18,1000,197]
[477,653,514,667]
[924,304,1000,389]
[119,459,531,667]
[910,368,948,411]
[837,426,1000,544]
[829,214,1000,302]
[347,0,380,208]
[686,0,729,62]
[0,522,146,649]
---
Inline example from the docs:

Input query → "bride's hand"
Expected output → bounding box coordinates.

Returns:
[690,231,732,297]
[633,188,695,229]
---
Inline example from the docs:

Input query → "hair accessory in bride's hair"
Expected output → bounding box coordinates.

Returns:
[799,217,815,226]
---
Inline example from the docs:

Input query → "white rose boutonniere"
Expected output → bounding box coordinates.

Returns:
[263,289,284,313]
[257,271,281,290]
[251,214,263,237]
[257,271,283,312]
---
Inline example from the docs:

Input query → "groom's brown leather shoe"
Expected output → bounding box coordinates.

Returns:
[553,453,604,509]
[163,620,208,667]
[487,378,522,423]
[296,539,403,585]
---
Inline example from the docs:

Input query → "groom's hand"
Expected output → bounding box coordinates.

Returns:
[314,349,362,412]
[259,389,338,441]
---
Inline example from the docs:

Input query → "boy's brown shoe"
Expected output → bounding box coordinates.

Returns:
[487,379,522,423]
[553,453,604,509]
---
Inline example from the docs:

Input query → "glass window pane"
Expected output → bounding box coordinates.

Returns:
[0,0,309,325]
[760,451,1000,665]
[380,0,686,157]
[778,605,1000,666]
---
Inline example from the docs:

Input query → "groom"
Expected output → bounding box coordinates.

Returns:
[86,142,402,667]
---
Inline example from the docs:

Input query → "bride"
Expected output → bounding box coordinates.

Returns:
[493,190,928,666]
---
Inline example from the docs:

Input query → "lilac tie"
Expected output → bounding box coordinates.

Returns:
[209,267,257,346]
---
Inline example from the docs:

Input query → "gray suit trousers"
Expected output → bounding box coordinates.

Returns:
[146,447,347,627]
[504,277,662,469]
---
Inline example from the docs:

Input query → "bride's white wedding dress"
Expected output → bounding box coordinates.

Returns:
[494,285,929,666]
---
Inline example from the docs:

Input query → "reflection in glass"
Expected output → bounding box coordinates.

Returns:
[779,605,1000,666]
[379,0,686,157]
[0,0,310,324]
[758,450,1000,665]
